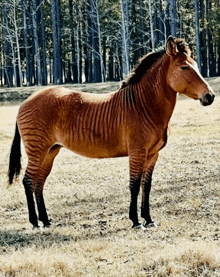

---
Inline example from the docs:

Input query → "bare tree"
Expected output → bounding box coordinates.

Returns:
[121,0,130,77]
[206,0,216,76]
[167,0,178,37]
[2,0,23,86]
[30,0,42,85]
[89,0,104,82]
[13,0,22,86]
[52,0,62,84]
[194,0,202,71]
[69,0,78,83]
[95,1,105,82]
[21,0,31,86]
[148,0,155,50]
[38,0,47,85]
[3,3,13,87]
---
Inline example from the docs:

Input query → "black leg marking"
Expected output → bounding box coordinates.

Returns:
[141,171,153,225]
[129,175,141,228]
[36,191,51,227]
[23,175,39,228]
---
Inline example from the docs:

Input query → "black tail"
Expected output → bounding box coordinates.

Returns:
[8,123,21,184]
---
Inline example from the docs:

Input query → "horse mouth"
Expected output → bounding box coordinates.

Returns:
[200,92,215,106]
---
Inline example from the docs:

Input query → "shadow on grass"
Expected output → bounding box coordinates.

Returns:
[0,222,129,252]
[0,229,73,251]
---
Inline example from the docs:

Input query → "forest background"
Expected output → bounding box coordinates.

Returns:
[0,0,220,88]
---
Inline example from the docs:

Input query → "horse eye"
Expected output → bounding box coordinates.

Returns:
[181,66,189,71]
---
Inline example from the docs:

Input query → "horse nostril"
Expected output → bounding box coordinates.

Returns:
[206,93,212,102]
[203,92,215,106]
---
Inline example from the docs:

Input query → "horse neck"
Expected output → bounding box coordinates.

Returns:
[135,54,177,127]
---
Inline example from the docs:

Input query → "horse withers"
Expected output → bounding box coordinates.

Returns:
[8,36,215,229]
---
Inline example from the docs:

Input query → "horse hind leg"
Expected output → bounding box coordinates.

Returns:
[23,170,39,228]
[24,145,61,228]
[35,144,61,227]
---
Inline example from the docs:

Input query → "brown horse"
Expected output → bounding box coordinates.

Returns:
[8,36,215,229]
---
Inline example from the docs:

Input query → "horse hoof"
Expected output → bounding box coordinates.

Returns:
[142,221,158,229]
[43,221,51,228]
[132,222,142,229]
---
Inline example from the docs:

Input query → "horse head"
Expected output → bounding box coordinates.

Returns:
[166,36,215,106]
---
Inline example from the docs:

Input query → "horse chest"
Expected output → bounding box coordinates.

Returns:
[147,126,169,155]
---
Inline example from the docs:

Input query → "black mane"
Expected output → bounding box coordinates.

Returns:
[120,38,189,89]
[120,47,165,89]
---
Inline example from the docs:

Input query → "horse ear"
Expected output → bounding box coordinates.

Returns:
[166,36,179,56]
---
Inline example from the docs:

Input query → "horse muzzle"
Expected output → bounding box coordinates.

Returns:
[199,90,215,106]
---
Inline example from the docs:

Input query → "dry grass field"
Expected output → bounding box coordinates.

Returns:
[0,79,220,276]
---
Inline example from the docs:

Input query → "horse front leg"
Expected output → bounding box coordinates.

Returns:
[129,153,145,229]
[141,171,154,226]
[141,153,159,228]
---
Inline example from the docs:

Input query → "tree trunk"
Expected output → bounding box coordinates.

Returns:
[148,0,155,50]
[218,37,220,76]
[21,0,31,86]
[194,0,202,72]
[102,36,106,79]
[69,0,78,83]
[97,6,105,82]
[13,1,22,87]
[3,3,13,87]
[121,0,130,77]
[199,0,207,77]
[90,0,102,82]
[140,0,146,54]
[52,0,62,84]
[30,0,42,85]
[87,1,93,83]
[206,0,216,77]
[76,23,82,83]
[156,0,164,46]
[39,0,47,85]
[168,0,178,37]
[108,44,114,81]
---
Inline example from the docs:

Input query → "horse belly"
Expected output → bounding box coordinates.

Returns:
[66,137,128,159]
